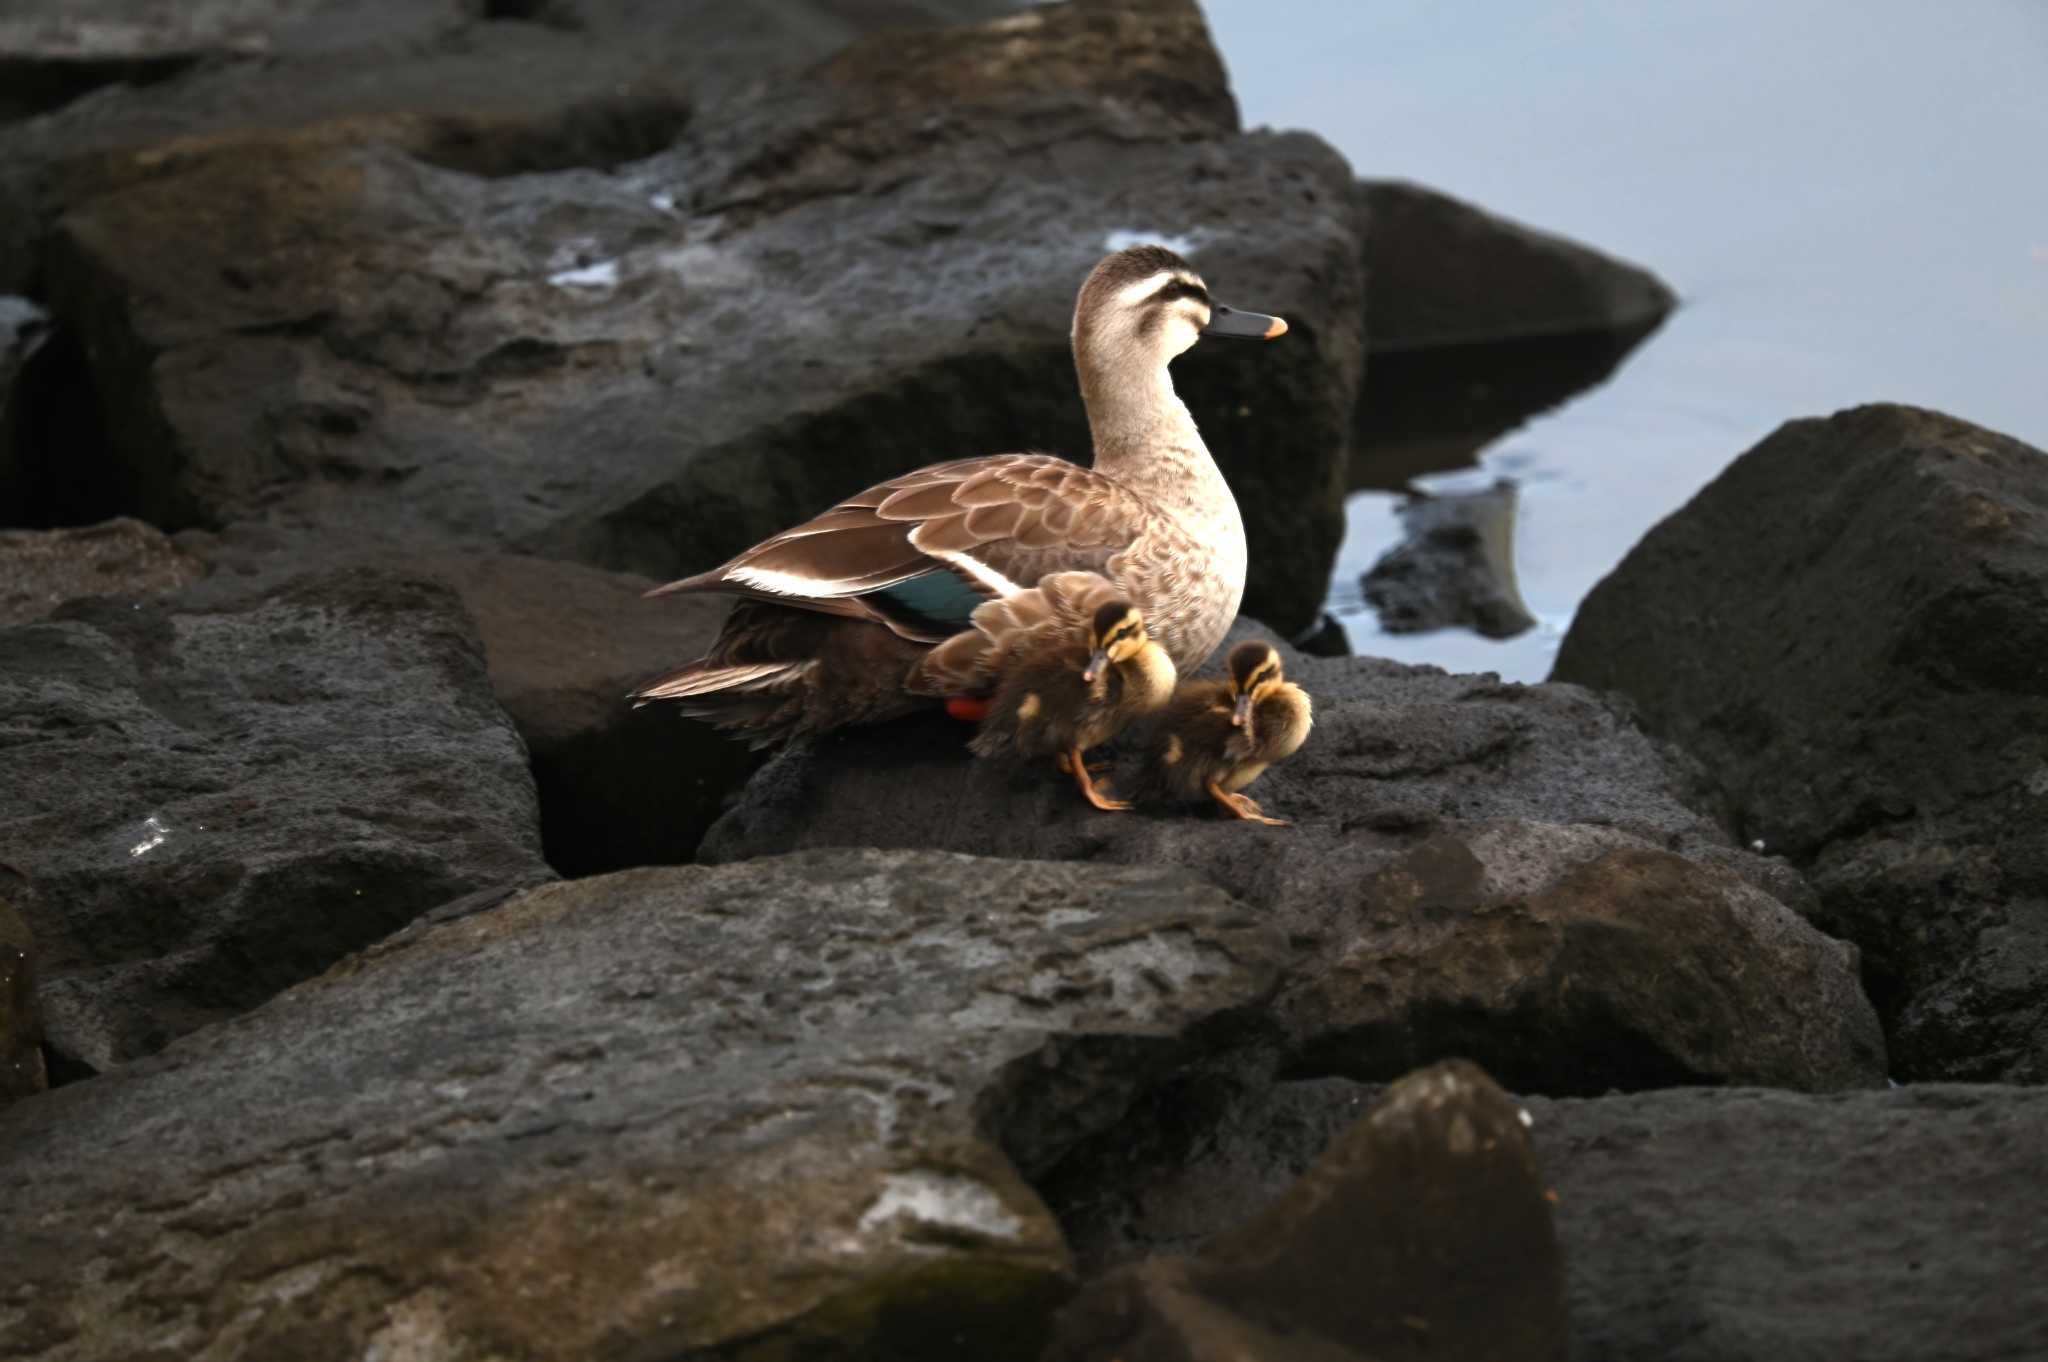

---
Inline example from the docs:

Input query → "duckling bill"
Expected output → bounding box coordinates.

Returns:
[1134,640,1312,826]
[961,573,1176,811]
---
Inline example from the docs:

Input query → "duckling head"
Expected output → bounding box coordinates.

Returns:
[1082,600,1149,683]
[1226,640,1286,727]
[1072,245,1288,395]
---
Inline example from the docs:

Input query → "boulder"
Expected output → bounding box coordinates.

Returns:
[0,518,206,625]
[1348,180,1676,490]
[0,567,550,1070]
[0,849,1288,1361]
[1047,1073,2048,1362]
[702,626,1887,1093]
[0,889,46,1106]
[1553,405,2048,1080]
[1044,1060,1566,1362]
[17,0,1362,637]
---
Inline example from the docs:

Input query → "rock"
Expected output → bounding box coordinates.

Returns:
[1044,1060,1566,1362]
[1361,479,1537,638]
[0,294,47,518]
[1348,181,1675,491]
[21,0,1363,637]
[0,518,206,625]
[1046,1073,2048,1362]
[1553,405,2048,1081]
[0,567,550,1070]
[1359,181,1674,352]
[382,550,761,873]
[0,849,1288,1360]
[0,890,47,1107]
[702,625,1886,1093]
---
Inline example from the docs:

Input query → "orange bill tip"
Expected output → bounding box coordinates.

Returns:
[1264,316,1289,339]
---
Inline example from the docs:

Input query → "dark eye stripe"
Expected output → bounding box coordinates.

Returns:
[1147,278,1210,308]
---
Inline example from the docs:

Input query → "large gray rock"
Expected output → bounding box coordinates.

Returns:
[702,626,1886,1093]
[1554,405,2048,1081]
[17,0,1362,635]
[0,517,205,626]
[1046,1075,2048,1362]
[0,567,550,1070]
[0,849,1287,1361]
[1044,1061,1566,1362]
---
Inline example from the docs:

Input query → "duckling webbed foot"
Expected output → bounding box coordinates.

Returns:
[1061,748,1130,811]
[1206,780,1288,826]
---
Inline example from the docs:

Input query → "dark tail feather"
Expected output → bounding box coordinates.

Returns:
[632,601,933,748]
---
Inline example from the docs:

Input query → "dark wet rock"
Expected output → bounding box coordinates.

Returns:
[178,529,764,871]
[1554,404,2048,1081]
[0,517,206,625]
[1348,181,1675,491]
[1289,610,1352,658]
[1044,1060,1565,1362]
[0,849,1287,1361]
[0,890,46,1107]
[0,567,550,1070]
[0,294,48,517]
[380,550,759,874]
[1361,479,1536,638]
[702,625,1885,1093]
[1048,1073,2048,1362]
[22,0,1361,636]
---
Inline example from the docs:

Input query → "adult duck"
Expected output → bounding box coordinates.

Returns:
[632,243,1286,746]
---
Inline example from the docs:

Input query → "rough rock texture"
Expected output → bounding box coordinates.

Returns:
[1044,1061,1566,1362]
[387,551,757,874]
[0,567,550,1070]
[13,0,1363,635]
[0,889,46,1107]
[0,517,206,625]
[1361,480,1536,638]
[0,849,1288,1362]
[1047,1076,2048,1362]
[1554,405,2048,1081]
[703,625,1886,1093]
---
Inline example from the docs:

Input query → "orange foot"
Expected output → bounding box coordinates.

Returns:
[1062,748,1130,812]
[1206,781,1288,827]
[945,696,990,723]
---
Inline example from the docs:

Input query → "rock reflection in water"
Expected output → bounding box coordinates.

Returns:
[1361,479,1536,639]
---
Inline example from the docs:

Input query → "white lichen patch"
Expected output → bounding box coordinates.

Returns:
[547,259,621,290]
[2026,764,2048,797]
[858,1172,1023,1242]
[1103,229,1202,256]
[128,814,170,858]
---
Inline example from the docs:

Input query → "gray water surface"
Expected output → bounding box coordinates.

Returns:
[1206,0,2048,679]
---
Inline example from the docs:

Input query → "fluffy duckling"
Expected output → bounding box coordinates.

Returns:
[1136,640,1312,825]
[966,576,1176,811]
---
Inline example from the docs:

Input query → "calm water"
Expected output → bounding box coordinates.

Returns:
[1205,0,2048,680]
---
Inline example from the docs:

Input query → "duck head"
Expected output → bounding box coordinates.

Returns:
[1071,244,1287,398]
[1225,640,1287,727]
[1083,600,1150,683]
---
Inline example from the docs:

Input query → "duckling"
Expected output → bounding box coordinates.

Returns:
[965,574,1177,811]
[1135,640,1312,825]
[631,244,1287,748]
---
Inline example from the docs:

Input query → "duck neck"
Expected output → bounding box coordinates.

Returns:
[1080,360,1230,521]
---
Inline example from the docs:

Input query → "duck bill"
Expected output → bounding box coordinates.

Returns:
[1231,692,1254,727]
[1202,303,1288,340]
[1082,649,1110,684]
